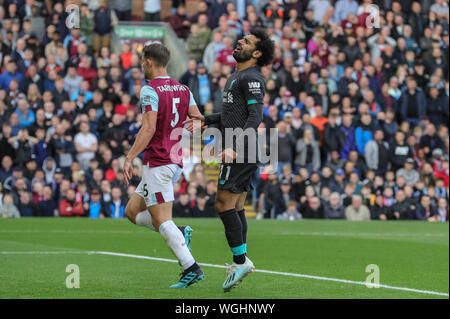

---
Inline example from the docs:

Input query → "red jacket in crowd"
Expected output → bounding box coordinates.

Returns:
[77,66,97,89]
[59,198,85,217]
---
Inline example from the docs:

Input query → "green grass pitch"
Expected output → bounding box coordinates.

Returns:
[0,218,448,299]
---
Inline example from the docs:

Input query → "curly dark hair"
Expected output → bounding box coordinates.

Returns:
[250,28,275,67]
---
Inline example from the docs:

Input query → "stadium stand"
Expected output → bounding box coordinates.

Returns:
[0,0,448,222]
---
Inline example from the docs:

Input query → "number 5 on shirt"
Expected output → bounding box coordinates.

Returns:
[171,98,180,127]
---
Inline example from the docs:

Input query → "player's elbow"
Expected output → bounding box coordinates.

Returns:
[142,125,156,136]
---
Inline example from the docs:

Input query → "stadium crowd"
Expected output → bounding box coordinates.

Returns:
[0,0,449,222]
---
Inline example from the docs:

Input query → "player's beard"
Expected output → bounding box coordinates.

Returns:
[143,63,152,80]
[233,48,254,63]
[144,70,152,80]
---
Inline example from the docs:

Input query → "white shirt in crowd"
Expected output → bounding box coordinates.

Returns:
[74,132,98,162]
[144,0,161,14]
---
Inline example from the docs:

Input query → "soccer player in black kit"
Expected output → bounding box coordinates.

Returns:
[185,29,274,291]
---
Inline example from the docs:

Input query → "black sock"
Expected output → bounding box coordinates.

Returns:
[219,208,246,264]
[237,209,247,248]
[185,262,200,273]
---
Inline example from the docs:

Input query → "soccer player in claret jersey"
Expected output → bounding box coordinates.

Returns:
[184,29,275,291]
[122,43,205,288]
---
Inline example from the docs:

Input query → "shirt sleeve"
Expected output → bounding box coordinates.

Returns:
[188,89,197,107]
[240,73,265,107]
[140,85,159,113]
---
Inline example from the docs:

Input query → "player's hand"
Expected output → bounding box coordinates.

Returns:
[183,114,206,132]
[123,158,133,186]
[219,148,236,163]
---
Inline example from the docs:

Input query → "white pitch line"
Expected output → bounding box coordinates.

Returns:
[1,229,448,238]
[0,251,88,254]
[94,251,449,297]
[280,231,449,238]
[1,250,448,297]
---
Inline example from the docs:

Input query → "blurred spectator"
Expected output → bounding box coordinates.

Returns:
[216,36,236,68]
[323,109,343,155]
[276,121,296,176]
[339,114,357,159]
[203,31,225,71]
[0,181,3,210]
[420,123,445,159]
[93,0,117,54]
[415,194,439,221]
[188,63,214,112]
[389,131,413,171]
[180,59,198,86]
[436,197,449,222]
[365,129,390,173]
[419,162,437,187]
[334,0,358,25]
[323,192,345,219]
[192,192,216,217]
[49,123,73,172]
[10,128,37,166]
[345,195,370,221]
[370,194,388,220]
[105,186,125,218]
[186,24,206,61]
[167,4,191,39]
[399,77,427,126]
[0,60,22,91]
[355,113,374,156]
[59,188,84,217]
[144,0,161,21]
[397,158,419,185]
[17,191,39,217]
[277,200,302,220]
[88,188,105,218]
[15,98,35,128]
[300,195,324,219]
[173,192,192,217]
[1,193,20,218]
[390,189,414,220]
[0,127,16,168]
[64,66,83,97]
[74,121,98,171]
[37,185,57,217]
[295,128,320,173]
[110,0,133,21]
[263,172,285,218]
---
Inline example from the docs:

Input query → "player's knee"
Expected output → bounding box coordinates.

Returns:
[236,202,245,211]
[215,198,228,213]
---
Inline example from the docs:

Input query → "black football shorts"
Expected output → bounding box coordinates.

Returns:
[217,163,259,194]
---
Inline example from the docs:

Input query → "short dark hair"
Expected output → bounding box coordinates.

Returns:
[250,29,275,67]
[142,43,170,67]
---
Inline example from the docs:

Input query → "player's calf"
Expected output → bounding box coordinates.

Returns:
[125,195,193,251]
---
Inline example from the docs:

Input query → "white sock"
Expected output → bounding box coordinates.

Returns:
[159,220,195,270]
[135,211,156,231]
